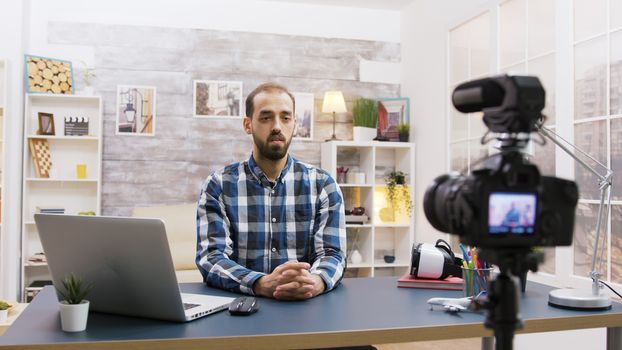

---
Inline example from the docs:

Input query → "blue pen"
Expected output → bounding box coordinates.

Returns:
[459,244,470,266]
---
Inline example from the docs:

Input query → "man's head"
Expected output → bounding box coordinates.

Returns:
[244,83,297,161]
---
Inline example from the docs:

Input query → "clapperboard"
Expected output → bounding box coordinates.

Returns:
[64,117,89,136]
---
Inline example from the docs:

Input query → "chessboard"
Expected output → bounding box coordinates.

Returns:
[28,138,52,178]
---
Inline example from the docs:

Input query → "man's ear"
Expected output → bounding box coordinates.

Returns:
[243,116,252,135]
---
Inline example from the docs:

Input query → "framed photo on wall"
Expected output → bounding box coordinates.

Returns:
[25,55,74,94]
[194,80,243,118]
[292,92,314,140]
[377,98,409,142]
[37,112,55,135]
[116,85,157,136]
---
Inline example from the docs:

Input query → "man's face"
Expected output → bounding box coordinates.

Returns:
[244,91,296,161]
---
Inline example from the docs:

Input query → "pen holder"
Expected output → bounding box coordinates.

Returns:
[461,267,493,299]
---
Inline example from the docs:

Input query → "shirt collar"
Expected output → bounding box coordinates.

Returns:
[247,153,293,186]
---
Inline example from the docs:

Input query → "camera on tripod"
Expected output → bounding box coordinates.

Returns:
[423,75,578,250]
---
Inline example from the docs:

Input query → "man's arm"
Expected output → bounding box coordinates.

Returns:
[308,174,347,292]
[195,173,264,295]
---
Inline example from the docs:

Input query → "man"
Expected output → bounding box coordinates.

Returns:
[196,83,346,300]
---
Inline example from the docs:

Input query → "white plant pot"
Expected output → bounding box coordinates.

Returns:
[59,300,89,332]
[353,126,377,142]
[350,249,363,264]
[78,86,94,96]
[0,309,7,323]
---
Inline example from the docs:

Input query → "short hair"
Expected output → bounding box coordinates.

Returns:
[245,82,296,118]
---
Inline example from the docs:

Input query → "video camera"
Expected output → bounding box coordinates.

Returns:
[423,75,578,249]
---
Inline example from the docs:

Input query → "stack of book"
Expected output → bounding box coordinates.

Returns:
[397,273,464,290]
[36,206,65,214]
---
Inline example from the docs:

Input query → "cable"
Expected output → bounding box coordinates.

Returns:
[599,279,622,299]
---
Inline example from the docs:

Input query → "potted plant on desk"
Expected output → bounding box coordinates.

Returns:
[398,123,410,142]
[0,301,10,323]
[56,273,93,332]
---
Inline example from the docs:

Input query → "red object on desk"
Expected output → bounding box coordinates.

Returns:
[397,274,464,290]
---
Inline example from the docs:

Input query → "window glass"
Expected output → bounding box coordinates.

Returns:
[530,126,556,176]
[611,205,622,283]
[499,0,526,68]
[611,118,622,200]
[574,121,607,200]
[540,248,556,275]
[610,31,622,116]
[574,0,607,42]
[470,13,491,77]
[450,103,468,141]
[468,139,488,169]
[469,112,488,140]
[574,37,607,120]
[449,24,470,85]
[450,143,469,173]
[573,202,609,278]
[500,62,527,75]
[528,0,555,58]
[612,0,622,30]
[528,53,556,124]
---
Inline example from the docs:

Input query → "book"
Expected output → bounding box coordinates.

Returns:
[397,274,464,290]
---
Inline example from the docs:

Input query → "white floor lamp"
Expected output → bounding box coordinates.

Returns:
[536,122,613,310]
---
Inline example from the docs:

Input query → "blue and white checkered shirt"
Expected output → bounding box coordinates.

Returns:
[196,154,346,295]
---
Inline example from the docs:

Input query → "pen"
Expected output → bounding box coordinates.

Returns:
[459,244,470,266]
[472,248,479,269]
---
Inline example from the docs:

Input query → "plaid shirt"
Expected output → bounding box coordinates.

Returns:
[196,154,346,295]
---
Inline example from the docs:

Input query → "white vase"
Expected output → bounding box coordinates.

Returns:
[0,309,7,323]
[350,250,363,264]
[59,300,89,332]
[353,127,377,142]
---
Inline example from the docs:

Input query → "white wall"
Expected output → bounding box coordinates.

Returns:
[400,1,604,349]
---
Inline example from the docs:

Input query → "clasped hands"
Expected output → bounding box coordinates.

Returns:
[253,261,325,300]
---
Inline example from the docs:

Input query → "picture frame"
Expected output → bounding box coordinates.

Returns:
[292,92,314,141]
[377,98,410,142]
[193,80,243,118]
[25,55,74,94]
[37,112,56,135]
[116,85,157,136]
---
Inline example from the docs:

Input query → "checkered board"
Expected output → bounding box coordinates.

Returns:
[28,138,52,178]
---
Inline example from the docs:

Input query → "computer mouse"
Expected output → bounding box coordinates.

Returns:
[228,296,260,316]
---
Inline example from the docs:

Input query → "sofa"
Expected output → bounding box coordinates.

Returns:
[131,203,203,283]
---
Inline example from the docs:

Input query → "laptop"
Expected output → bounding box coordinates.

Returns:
[34,214,235,322]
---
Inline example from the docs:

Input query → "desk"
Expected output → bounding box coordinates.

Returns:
[0,277,621,349]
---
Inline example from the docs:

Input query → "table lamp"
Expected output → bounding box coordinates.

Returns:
[536,122,613,310]
[322,91,347,141]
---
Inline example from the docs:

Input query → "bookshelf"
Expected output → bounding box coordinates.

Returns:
[0,60,6,250]
[321,141,415,278]
[20,94,103,301]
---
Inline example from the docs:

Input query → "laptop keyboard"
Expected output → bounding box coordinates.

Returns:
[184,302,201,310]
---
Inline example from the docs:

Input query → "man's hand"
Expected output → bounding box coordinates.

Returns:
[253,261,325,300]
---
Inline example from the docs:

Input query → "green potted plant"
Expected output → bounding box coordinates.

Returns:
[398,123,410,142]
[79,60,96,95]
[0,300,10,323]
[352,98,378,142]
[384,171,413,218]
[56,273,93,332]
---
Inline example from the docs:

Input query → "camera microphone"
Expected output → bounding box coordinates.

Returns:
[452,77,505,113]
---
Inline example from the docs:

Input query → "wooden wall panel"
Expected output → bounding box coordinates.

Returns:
[48,21,400,216]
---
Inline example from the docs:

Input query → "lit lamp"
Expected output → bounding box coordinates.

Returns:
[322,91,347,141]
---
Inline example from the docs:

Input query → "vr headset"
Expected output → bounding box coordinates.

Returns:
[410,239,464,279]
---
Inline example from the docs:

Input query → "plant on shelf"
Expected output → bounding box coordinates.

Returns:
[56,273,93,332]
[384,170,413,217]
[352,98,378,141]
[79,60,96,95]
[0,300,10,323]
[397,123,410,142]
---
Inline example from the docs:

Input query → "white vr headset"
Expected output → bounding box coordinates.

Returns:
[410,239,464,279]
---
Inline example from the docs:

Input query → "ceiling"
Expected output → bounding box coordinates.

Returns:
[265,0,415,10]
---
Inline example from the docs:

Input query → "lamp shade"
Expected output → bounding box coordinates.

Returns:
[322,91,347,113]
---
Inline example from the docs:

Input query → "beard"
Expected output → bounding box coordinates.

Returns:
[253,131,292,161]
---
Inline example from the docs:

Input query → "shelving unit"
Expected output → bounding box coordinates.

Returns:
[0,60,6,237]
[21,94,103,301]
[321,141,415,278]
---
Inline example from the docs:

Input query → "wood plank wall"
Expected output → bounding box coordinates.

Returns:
[47,22,401,216]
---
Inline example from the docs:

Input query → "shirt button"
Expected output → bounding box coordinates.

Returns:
[271,189,275,194]
[271,247,277,252]
[272,217,276,223]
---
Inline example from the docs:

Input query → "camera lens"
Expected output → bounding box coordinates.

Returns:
[423,173,465,234]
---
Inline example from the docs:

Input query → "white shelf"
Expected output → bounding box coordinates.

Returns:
[26,135,98,141]
[25,178,98,183]
[322,141,415,278]
[21,93,103,302]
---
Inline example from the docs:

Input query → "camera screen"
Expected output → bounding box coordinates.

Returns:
[488,192,536,235]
